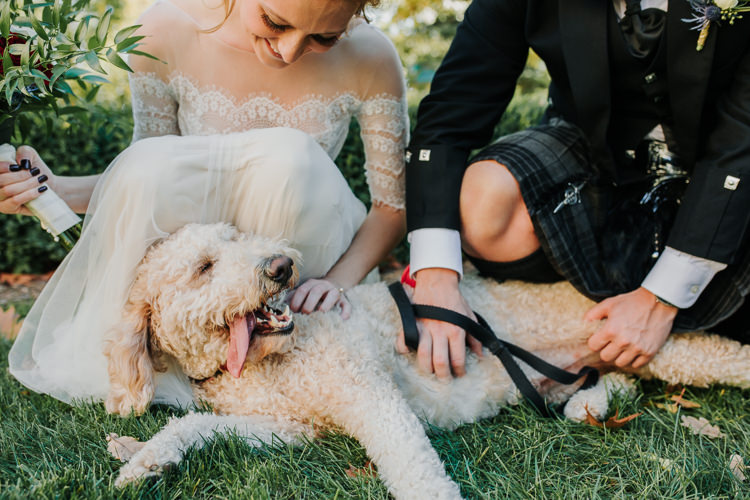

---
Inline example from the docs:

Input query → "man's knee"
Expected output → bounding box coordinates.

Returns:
[459,160,532,252]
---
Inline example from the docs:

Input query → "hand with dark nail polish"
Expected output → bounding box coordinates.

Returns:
[20,159,31,170]
[38,185,48,193]
[38,174,48,183]
[30,167,41,176]
[9,164,21,172]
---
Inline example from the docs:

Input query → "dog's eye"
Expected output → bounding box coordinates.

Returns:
[198,259,214,274]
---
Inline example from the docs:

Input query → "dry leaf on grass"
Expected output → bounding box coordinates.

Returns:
[106,433,146,462]
[669,388,701,409]
[0,306,23,340]
[654,402,679,414]
[680,416,725,439]
[729,454,746,482]
[345,461,377,478]
[584,406,642,428]
[645,453,674,470]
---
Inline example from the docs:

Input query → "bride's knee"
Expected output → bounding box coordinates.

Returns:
[254,129,344,198]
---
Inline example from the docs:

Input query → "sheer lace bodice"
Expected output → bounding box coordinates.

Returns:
[130,72,408,209]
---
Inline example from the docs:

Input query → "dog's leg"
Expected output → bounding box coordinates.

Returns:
[563,373,636,422]
[114,413,310,487]
[636,332,750,389]
[326,375,463,500]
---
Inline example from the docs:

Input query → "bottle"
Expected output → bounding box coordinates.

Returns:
[1,143,82,251]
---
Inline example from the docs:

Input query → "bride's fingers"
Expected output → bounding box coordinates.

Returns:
[338,295,351,320]
[300,283,326,314]
[318,288,343,312]
[288,280,314,311]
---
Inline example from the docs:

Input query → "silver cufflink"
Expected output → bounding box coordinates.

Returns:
[419,149,431,162]
[723,175,740,191]
[405,151,412,163]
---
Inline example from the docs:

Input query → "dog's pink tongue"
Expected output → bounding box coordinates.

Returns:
[227,314,254,378]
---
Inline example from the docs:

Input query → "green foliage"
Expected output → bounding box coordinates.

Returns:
[1,338,748,498]
[0,104,132,273]
[0,0,149,127]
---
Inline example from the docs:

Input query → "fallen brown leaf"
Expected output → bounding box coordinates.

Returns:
[655,402,679,414]
[106,433,146,462]
[669,388,701,409]
[680,416,725,439]
[729,454,746,482]
[0,306,23,340]
[345,461,377,478]
[584,406,642,428]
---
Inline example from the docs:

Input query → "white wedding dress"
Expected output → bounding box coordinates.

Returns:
[9,0,408,408]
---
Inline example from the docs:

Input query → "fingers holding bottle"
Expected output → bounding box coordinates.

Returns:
[0,145,54,215]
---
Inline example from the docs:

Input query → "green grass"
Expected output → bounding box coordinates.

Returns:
[1,338,748,499]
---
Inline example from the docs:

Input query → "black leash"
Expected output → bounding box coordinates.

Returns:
[388,282,599,417]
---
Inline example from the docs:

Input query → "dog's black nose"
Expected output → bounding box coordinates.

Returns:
[265,255,294,283]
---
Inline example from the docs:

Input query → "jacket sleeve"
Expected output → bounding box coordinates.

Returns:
[668,45,750,265]
[406,0,529,232]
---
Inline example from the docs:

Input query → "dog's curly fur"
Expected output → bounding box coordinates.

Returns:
[106,223,750,499]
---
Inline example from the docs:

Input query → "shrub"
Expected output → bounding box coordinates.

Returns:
[0,104,132,273]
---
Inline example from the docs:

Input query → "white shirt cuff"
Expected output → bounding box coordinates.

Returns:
[641,247,727,308]
[408,228,463,278]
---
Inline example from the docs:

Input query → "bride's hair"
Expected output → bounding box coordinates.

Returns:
[207,0,381,32]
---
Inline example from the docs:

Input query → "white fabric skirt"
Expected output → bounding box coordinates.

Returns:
[9,128,367,408]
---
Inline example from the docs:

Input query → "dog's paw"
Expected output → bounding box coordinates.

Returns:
[114,448,177,487]
[564,373,636,422]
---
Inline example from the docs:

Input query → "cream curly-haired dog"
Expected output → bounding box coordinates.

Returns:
[105,223,749,499]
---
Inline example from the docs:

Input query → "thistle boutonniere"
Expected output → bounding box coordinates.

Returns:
[684,0,750,51]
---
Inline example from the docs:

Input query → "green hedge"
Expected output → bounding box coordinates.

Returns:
[1,106,133,273]
[1,93,545,274]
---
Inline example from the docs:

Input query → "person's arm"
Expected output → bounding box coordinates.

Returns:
[406,0,529,378]
[0,5,179,217]
[288,24,407,318]
[127,4,180,142]
[586,43,750,368]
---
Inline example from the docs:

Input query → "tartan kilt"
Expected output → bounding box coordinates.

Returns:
[469,120,750,332]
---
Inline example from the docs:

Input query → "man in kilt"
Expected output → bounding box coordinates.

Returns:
[405,0,750,378]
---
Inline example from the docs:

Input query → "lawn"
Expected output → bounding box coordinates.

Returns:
[0,336,748,499]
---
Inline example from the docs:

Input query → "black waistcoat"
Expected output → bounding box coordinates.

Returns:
[606,3,674,183]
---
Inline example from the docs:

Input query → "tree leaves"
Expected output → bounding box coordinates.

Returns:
[1,1,154,123]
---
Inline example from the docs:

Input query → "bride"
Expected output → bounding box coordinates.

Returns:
[2,0,407,408]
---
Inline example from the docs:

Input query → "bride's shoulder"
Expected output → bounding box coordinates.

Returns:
[336,22,404,95]
[130,0,201,73]
[340,21,400,67]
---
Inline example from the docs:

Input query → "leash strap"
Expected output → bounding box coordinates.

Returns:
[388,282,599,417]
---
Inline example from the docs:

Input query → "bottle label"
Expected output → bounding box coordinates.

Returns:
[26,190,82,236]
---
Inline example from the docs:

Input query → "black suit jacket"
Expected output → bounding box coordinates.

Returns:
[407,0,750,264]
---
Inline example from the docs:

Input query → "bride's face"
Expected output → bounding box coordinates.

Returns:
[238,0,357,68]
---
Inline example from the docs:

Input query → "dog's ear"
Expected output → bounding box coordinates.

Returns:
[103,274,155,416]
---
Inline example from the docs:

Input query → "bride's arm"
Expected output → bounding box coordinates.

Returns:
[288,24,408,316]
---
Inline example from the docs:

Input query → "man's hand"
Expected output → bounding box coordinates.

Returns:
[584,287,677,369]
[402,268,483,379]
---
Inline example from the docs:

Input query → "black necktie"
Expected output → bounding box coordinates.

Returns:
[620,0,666,60]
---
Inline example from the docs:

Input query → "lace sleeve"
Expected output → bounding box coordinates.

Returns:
[129,73,180,142]
[356,94,409,211]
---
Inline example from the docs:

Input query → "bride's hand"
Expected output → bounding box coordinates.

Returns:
[0,146,55,216]
[287,278,351,319]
